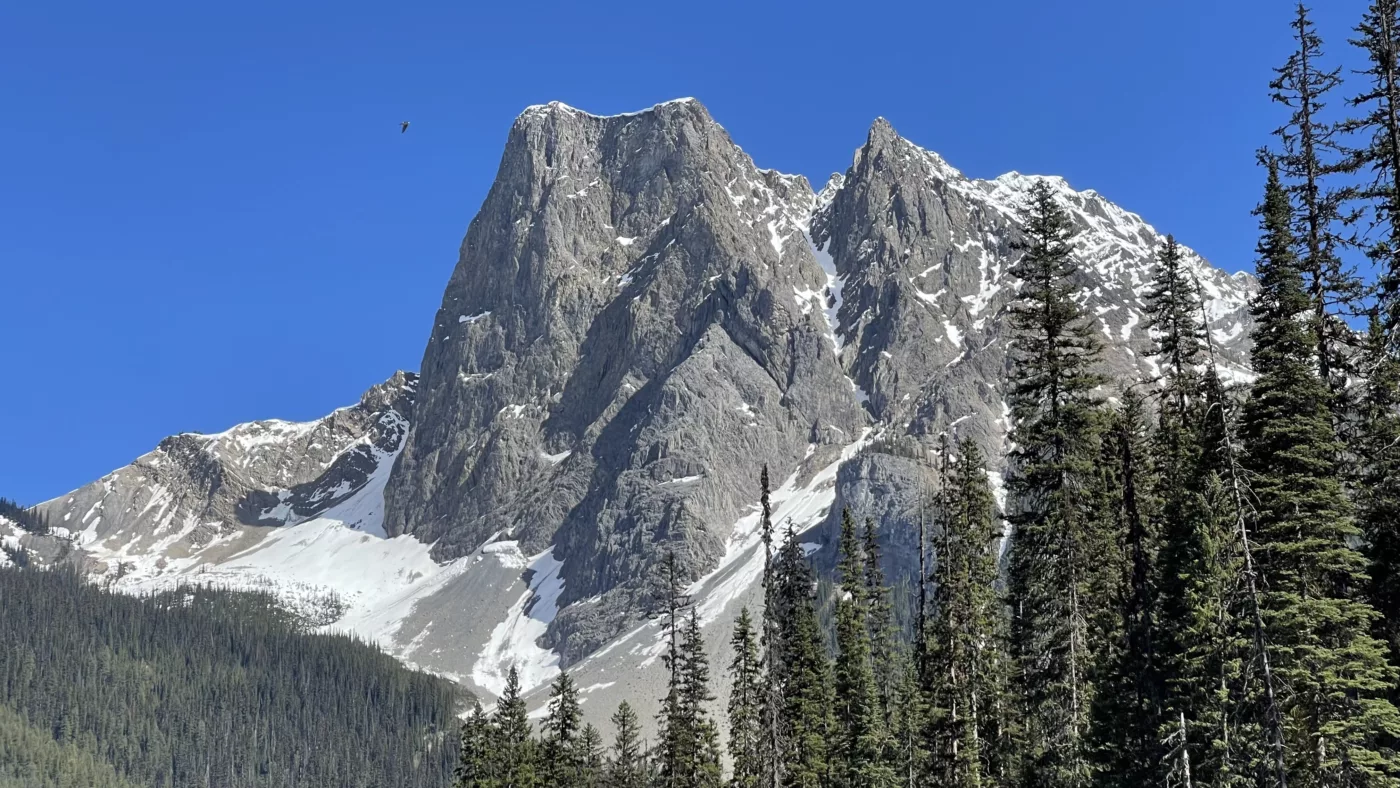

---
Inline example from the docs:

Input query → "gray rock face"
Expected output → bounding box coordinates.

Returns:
[37,372,415,567]
[383,99,868,661]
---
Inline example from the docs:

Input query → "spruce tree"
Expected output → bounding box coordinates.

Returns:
[774,525,834,788]
[578,724,604,788]
[493,666,538,788]
[1088,391,1166,788]
[1244,160,1400,787]
[862,518,900,721]
[1357,313,1400,676]
[1348,0,1400,341]
[1271,2,1362,398]
[1004,178,1110,788]
[455,701,496,788]
[729,607,764,788]
[542,671,584,788]
[607,702,648,788]
[758,466,786,788]
[833,509,895,788]
[926,441,1012,788]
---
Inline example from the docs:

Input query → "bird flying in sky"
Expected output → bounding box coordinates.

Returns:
[400,121,410,134]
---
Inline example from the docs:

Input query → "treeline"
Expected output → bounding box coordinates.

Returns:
[0,497,50,535]
[0,567,463,788]
[453,4,1400,787]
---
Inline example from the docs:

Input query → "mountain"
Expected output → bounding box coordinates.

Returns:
[30,98,1255,729]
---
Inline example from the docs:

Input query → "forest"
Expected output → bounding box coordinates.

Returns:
[448,4,1400,787]
[0,568,462,788]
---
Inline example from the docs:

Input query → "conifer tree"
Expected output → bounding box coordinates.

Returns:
[833,509,895,788]
[774,525,834,788]
[1088,392,1166,788]
[862,518,900,720]
[1004,179,1110,788]
[758,466,786,788]
[1348,0,1400,340]
[542,671,584,788]
[607,702,648,788]
[578,724,604,788]
[927,441,1012,788]
[1271,2,1362,397]
[1244,160,1400,787]
[729,607,764,788]
[493,666,538,788]
[455,701,496,788]
[1357,313,1400,675]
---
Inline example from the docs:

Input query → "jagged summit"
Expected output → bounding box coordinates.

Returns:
[520,96,704,121]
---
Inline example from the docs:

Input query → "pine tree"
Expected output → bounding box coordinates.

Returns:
[578,724,604,788]
[607,702,648,788]
[1348,0,1400,341]
[1357,313,1400,677]
[492,666,538,788]
[1004,178,1110,788]
[1244,160,1400,787]
[680,610,724,788]
[455,701,496,788]
[927,441,1013,788]
[1088,391,1166,788]
[758,466,786,788]
[889,658,929,788]
[862,518,900,721]
[774,525,834,788]
[833,509,895,788]
[1271,2,1363,398]
[729,607,764,788]
[542,671,584,788]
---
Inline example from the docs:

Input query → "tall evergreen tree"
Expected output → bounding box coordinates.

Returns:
[658,556,723,788]
[927,441,1013,788]
[542,671,584,788]
[833,509,895,788]
[1348,0,1400,341]
[758,466,786,788]
[862,518,900,721]
[456,700,497,788]
[729,607,764,788]
[578,724,605,788]
[1088,391,1166,788]
[1271,2,1363,397]
[774,525,834,788]
[1004,178,1110,788]
[1357,313,1400,677]
[493,666,538,788]
[1244,161,1400,787]
[607,702,648,788]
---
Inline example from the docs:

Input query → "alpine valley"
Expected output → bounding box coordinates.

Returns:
[3,98,1256,729]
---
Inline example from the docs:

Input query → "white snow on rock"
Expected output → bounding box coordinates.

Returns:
[459,311,492,324]
[472,549,567,695]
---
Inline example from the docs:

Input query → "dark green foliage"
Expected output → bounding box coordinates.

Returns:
[0,566,460,788]
[773,527,834,788]
[926,441,1014,788]
[1349,0,1400,340]
[1004,178,1112,788]
[1358,314,1400,679]
[0,704,140,788]
[728,608,763,788]
[1271,2,1363,396]
[455,701,495,788]
[542,671,585,788]
[1088,392,1166,788]
[833,509,896,788]
[607,701,649,788]
[493,666,539,788]
[1244,161,1400,786]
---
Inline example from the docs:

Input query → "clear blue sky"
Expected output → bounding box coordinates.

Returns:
[0,0,1362,504]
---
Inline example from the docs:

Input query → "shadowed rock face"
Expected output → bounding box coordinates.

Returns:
[35,99,1257,703]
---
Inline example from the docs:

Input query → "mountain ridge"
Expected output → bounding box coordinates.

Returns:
[23,97,1256,730]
